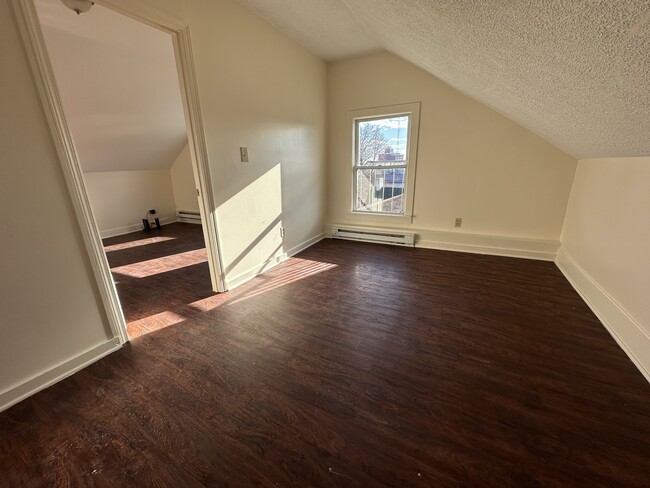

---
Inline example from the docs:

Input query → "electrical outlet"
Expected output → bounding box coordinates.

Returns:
[455,217,462,228]
[280,227,285,238]
[240,146,249,163]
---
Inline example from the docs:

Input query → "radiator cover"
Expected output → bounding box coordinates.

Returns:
[330,226,415,247]
[177,210,201,223]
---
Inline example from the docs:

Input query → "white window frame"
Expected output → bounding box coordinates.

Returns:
[348,102,420,224]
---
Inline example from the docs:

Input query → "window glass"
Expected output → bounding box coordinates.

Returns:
[354,115,410,214]
[357,116,409,166]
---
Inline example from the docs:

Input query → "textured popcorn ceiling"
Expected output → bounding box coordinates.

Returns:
[237,0,650,158]
[236,0,381,60]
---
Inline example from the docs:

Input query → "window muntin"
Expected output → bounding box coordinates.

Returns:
[353,114,410,214]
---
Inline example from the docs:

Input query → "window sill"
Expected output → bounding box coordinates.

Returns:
[346,211,414,225]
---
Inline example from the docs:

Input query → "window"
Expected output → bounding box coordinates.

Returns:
[351,103,420,218]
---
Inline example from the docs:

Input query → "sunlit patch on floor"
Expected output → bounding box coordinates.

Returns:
[103,236,176,252]
[190,258,338,311]
[103,224,339,340]
[128,310,187,339]
[111,248,207,278]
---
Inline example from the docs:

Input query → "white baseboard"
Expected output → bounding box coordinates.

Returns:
[225,233,325,290]
[326,223,559,261]
[225,253,287,290]
[556,248,650,383]
[100,216,177,239]
[0,338,122,413]
[285,232,325,257]
[416,229,558,261]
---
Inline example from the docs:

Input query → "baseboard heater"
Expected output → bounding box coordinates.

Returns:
[177,210,202,224]
[330,226,415,247]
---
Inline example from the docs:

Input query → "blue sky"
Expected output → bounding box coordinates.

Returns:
[374,116,408,156]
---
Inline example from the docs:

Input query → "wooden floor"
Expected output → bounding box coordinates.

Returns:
[2,225,650,487]
[102,223,214,338]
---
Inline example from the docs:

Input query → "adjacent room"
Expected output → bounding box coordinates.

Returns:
[34,0,216,338]
[1,0,648,486]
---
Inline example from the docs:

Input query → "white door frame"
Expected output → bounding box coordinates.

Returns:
[10,0,226,345]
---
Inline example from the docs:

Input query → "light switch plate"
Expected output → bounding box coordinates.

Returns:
[240,146,249,163]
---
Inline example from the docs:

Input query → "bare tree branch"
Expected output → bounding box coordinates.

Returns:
[359,123,389,164]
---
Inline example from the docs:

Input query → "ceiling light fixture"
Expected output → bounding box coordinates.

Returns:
[60,0,94,15]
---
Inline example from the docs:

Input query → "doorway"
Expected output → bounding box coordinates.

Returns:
[18,0,225,342]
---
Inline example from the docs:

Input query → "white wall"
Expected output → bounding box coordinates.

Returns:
[36,0,194,239]
[0,0,113,409]
[4,0,646,413]
[327,52,577,259]
[170,144,200,213]
[84,170,178,238]
[48,0,327,281]
[557,157,650,380]
[183,0,327,285]
[2,0,326,407]
[35,0,188,173]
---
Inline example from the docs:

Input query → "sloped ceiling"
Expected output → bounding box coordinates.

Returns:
[237,0,650,159]
[35,0,187,172]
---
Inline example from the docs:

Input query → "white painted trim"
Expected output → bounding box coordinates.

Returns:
[417,238,557,261]
[286,233,326,258]
[97,0,226,294]
[556,248,650,383]
[97,0,185,32]
[11,0,227,351]
[226,254,288,290]
[348,102,421,221]
[225,233,325,290]
[416,229,558,261]
[170,25,226,293]
[0,338,121,413]
[11,0,128,344]
[326,222,559,261]
[99,216,178,239]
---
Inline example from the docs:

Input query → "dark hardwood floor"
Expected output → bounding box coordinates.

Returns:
[2,226,650,487]
[102,223,214,336]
